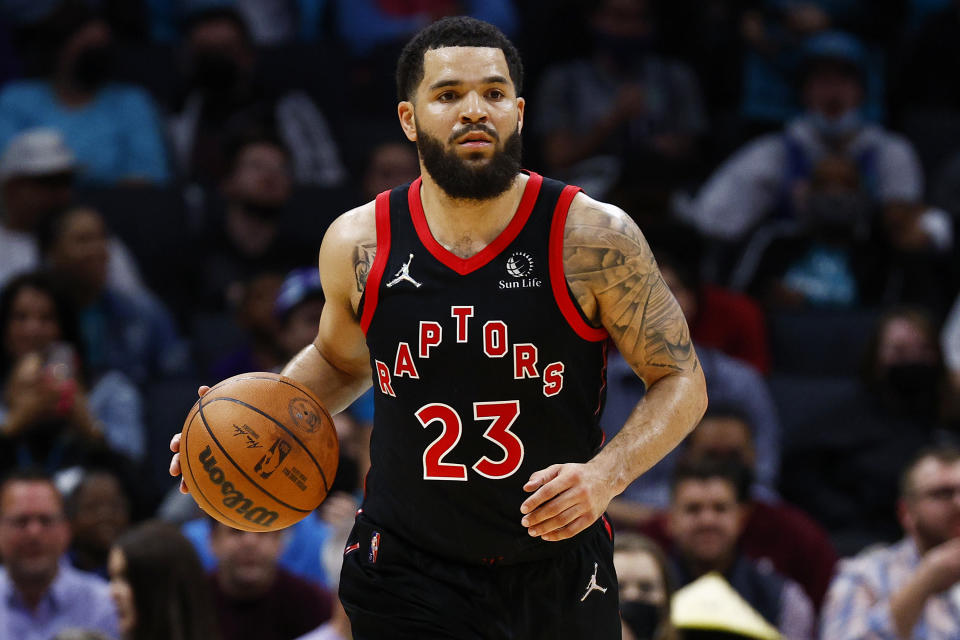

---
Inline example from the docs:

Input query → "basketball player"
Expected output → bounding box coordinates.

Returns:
[170,17,707,639]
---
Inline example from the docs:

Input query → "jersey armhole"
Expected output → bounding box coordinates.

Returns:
[548,186,609,343]
[359,190,392,334]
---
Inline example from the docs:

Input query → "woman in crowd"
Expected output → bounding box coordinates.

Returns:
[614,532,678,640]
[0,271,145,470]
[108,520,220,640]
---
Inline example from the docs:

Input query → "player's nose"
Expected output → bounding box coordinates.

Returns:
[459,90,488,123]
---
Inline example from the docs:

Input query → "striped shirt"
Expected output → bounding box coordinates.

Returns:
[821,538,960,639]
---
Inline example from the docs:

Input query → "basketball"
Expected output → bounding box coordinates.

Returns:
[179,372,338,532]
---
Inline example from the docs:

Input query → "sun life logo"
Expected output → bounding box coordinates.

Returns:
[506,251,534,278]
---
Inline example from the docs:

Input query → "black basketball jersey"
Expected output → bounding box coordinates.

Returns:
[359,171,609,565]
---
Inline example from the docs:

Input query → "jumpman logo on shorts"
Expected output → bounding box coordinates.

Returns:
[386,253,423,288]
[580,562,607,601]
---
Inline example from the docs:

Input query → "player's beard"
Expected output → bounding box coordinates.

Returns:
[416,123,522,201]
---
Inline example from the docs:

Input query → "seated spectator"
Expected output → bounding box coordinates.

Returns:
[196,131,317,311]
[0,128,147,294]
[0,2,170,185]
[614,532,677,640]
[208,522,332,640]
[821,446,960,639]
[0,272,145,469]
[0,468,119,639]
[732,154,880,309]
[168,6,344,187]
[38,206,190,384]
[361,140,420,202]
[182,513,334,588]
[781,307,949,551]
[603,346,780,516]
[635,409,838,610]
[66,469,131,579]
[687,31,924,245]
[209,270,286,379]
[108,519,218,640]
[536,0,706,200]
[668,459,815,639]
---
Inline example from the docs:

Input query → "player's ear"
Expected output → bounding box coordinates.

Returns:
[516,96,525,134]
[398,101,417,142]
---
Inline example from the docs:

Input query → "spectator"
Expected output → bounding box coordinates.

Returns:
[0,272,145,469]
[52,630,112,640]
[536,0,706,200]
[731,154,878,308]
[603,342,780,516]
[672,573,783,640]
[209,271,286,379]
[182,512,335,589]
[0,468,119,639]
[636,408,838,610]
[821,446,960,639]
[108,519,219,640]
[0,2,170,185]
[208,522,332,640]
[0,128,147,294]
[294,507,355,640]
[686,31,925,245]
[668,459,815,639]
[66,469,131,579]
[196,131,316,312]
[614,532,677,640]
[168,6,344,187]
[361,140,420,202]
[38,205,190,384]
[781,307,948,551]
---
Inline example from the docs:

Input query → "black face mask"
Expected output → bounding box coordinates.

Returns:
[239,200,284,221]
[883,362,940,395]
[416,124,522,202]
[71,45,114,91]
[190,50,242,94]
[620,600,662,640]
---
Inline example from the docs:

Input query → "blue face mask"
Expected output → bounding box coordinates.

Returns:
[807,109,863,141]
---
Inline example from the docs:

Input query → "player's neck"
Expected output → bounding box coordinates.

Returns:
[418,171,527,259]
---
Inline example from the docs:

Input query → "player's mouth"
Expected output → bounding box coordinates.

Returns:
[457,132,494,148]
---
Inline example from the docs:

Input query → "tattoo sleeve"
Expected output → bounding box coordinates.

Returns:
[354,241,377,293]
[564,206,697,378]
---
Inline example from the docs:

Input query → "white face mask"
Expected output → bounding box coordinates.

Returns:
[807,109,863,141]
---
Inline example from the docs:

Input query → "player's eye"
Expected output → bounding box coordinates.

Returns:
[487,89,505,100]
[437,91,457,102]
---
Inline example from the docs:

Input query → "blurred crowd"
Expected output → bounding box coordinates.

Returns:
[2,0,960,638]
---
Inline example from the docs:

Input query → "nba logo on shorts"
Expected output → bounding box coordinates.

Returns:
[369,532,381,563]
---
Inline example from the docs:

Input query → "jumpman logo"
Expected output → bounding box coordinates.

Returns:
[386,253,423,288]
[580,562,607,602]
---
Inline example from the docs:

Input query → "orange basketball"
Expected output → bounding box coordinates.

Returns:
[180,372,338,532]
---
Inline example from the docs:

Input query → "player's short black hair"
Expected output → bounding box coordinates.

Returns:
[670,458,752,505]
[395,16,524,102]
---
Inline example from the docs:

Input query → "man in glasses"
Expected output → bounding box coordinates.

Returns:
[822,446,960,639]
[0,469,119,640]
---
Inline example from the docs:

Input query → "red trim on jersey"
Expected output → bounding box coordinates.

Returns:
[360,191,393,334]
[407,172,544,275]
[549,186,609,342]
[344,542,360,555]
[601,515,613,541]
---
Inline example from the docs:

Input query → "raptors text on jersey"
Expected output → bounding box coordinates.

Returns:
[359,172,610,565]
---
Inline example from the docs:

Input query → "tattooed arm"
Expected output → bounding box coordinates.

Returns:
[281,202,377,414]
[520,194,707,541]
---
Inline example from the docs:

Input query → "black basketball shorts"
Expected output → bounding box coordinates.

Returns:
[338,513,621,640]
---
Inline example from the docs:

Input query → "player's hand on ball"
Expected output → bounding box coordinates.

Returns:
[168,385,211,494]
[519,462,616,542]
